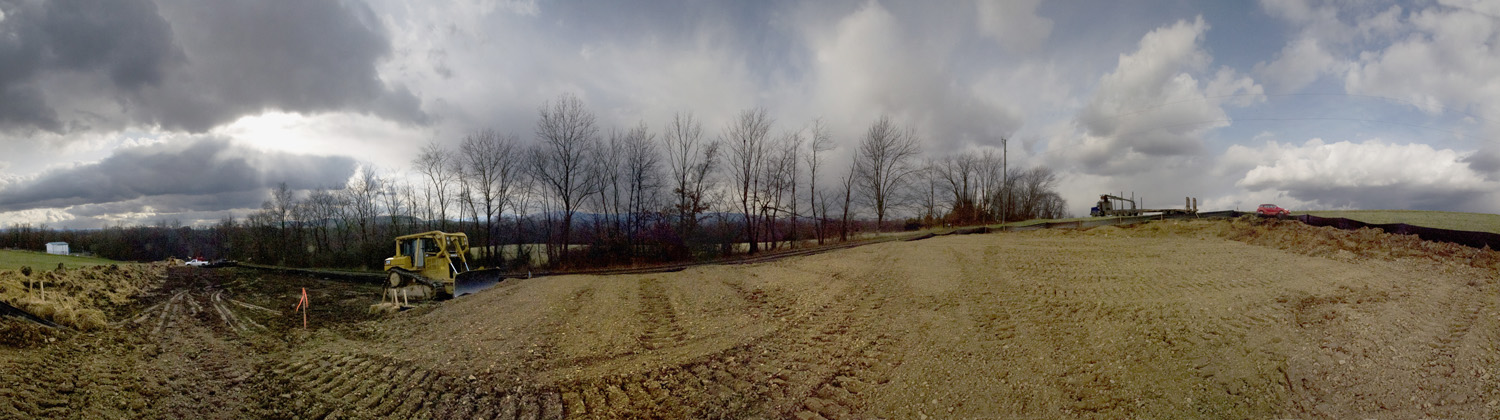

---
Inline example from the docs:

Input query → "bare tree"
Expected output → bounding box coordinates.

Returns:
[936,153,982,224]
[303,188,344,258]
[264,182,298,264]
[918,158,940,224]
[725,108,773,254]
[839,159,859,242]
[762,131,799,249]
[664,112,718,241]
[1015,167,1061,219]
[977,150,1004,222]
[459,129,520,266]
[595,128,627,242]
[855,115,921,230]
[345,165,383,251]
[509,171,539,269]
[804,119,833,244]
[782,131,801,247]
[529,93,600,266]
[413,141,456,231]
[622,122,661,250]
[380,173,414,235]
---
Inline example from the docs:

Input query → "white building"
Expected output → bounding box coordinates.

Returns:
[45,242,69,255]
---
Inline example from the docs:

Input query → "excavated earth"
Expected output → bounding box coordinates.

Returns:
[2,217,1499,419]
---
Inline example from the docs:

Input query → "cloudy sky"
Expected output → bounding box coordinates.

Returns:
[1,0,1499,229]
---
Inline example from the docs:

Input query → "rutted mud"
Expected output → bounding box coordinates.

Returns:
[3,218,1500,418]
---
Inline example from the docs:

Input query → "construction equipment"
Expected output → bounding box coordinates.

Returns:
[1090,194,1198,217]
[383,231,503,301]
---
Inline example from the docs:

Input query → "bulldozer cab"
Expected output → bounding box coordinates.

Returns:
[395,236,450,269]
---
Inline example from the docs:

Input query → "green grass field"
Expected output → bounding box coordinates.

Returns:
[989,210,1500,235]
[1297,210,1500,234]
[0,249,125,271]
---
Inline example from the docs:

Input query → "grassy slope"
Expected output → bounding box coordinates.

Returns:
[0,249,125,271]
[1298,210,1500,234]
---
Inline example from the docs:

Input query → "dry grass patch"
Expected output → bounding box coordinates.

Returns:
[0,262,169,330]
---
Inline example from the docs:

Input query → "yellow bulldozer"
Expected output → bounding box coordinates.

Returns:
[383,231,503,301]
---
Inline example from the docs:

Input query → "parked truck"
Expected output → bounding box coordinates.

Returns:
[1090,194,1198,217]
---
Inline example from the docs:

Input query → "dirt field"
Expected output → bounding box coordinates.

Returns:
[2,218,1498,419]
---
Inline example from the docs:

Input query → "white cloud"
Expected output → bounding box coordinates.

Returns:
[802,1,1022,153]
[1344,7,1500,115]
[213,111,436,174]
[1259,0,1403,46]
[975,0,1053,52]
[1253,37,1337,93]
[570,37,759,132]
[1233,138,1495,210]
[0,208,75,227]
[1060,16,1263,175]
[1334,5,1500,177]
[973,60,1073,112]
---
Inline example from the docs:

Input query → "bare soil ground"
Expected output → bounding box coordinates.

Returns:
[3,217,1499,419]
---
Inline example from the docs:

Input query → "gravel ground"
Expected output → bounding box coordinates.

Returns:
[2,218,1498,419]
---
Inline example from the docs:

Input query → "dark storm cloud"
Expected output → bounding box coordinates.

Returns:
[146,0,426,131]
[1462,147,1500,179]
[0,138,356,212]
[0,0,180,131]
[64,190,270,218]
[0,0,424,135]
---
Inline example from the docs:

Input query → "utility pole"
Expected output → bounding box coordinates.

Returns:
[1000,137,1008,225]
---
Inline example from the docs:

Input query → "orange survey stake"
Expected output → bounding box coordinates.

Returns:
[292,287,309,329]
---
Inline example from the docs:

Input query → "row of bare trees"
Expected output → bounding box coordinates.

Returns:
[2,93,1070,269]
[926,150,1068,226]
[397,94,1068,268]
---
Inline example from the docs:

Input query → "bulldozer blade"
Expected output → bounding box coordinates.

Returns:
[454,269,505,297]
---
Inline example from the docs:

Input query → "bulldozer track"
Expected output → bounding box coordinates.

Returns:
[251,254,905,419]
[719,277,797,321]
[635,278,687,350]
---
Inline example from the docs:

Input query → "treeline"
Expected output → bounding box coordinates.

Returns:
[1,94,1068,269]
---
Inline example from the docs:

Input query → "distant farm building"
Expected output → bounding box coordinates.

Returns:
[46,242,69,255]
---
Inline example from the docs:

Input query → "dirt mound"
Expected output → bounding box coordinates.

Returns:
[0,262,169,330]
[1220,216,1498,262]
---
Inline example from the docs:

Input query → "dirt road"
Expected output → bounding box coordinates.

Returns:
[3,218,1498,418]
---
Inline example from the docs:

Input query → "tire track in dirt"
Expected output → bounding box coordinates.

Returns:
[256,255,905,419]
[3,267,274,419]
[719,276,796,322]
[147,268,265,418]
[260,283,601,419]
[542,277,892,418]
[955,235,1293,417]
[1412,278,1494,413]
[263,353,468,419]
[636,278,688,350]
